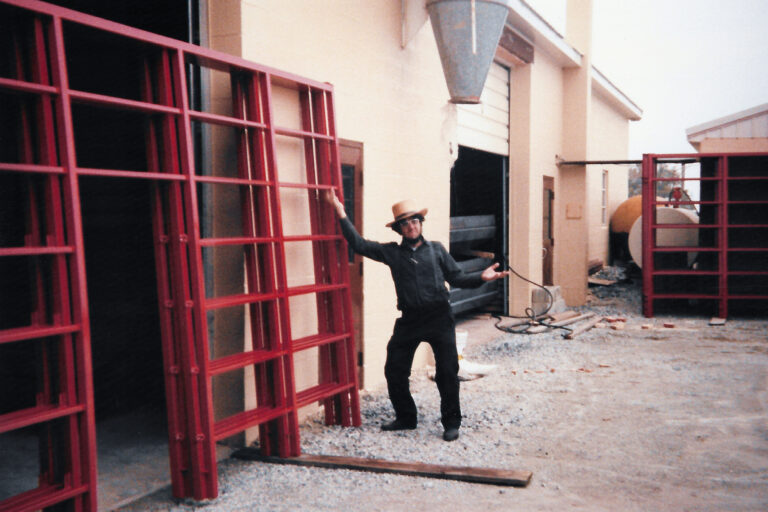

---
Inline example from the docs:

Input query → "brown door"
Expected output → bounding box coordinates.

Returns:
[339,140,364,387]
[542,176,554,286]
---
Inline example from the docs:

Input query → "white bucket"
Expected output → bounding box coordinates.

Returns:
[455,329,468,356]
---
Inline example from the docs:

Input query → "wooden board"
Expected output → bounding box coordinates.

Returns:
[233,450,532,487]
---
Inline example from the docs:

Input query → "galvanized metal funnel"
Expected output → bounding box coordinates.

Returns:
[427,0,508,104]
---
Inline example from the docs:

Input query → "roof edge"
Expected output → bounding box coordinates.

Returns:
[504,0,582,67]
[686,103,768,136]
[591,65,642,121]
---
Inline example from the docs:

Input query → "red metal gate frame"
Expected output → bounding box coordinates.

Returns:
[641,152,768,318]
[0,1,360,510]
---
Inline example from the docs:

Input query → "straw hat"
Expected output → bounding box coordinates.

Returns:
[385,199,428,227]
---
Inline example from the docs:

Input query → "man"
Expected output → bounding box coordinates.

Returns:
[325,191,509,441]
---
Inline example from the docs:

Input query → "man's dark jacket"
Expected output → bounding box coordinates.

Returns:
[339,217,484,311]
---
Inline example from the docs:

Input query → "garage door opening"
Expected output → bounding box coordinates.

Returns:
[449,145,508,315]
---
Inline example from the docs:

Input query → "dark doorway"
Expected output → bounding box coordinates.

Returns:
[449,146,508,315]
[340,140,364,388]
[542,176,554,286]
[79,177,170,509]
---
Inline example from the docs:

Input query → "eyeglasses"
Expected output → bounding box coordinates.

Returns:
[397,217,421,228]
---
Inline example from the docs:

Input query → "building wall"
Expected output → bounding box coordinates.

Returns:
[509,50,565,314]
[698,138,768,152]
[587,89,630,264]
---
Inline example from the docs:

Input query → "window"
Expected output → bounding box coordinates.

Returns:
[601,170,608,225]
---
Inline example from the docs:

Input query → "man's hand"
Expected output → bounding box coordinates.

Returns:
[323,189,346,219]
[480,262,510,282]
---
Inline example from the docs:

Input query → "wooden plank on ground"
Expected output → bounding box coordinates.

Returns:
[232,450,532,487]
[526,312,596,334]
[564,316,604,339]
[548,310,579,323]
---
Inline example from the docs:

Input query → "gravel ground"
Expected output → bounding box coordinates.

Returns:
[120,274,768,511]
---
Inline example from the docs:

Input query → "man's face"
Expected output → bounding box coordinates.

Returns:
[399,217,422,241]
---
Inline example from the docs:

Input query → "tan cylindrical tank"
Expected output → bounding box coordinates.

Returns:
[610,195,642,234]
[628,207,699,268]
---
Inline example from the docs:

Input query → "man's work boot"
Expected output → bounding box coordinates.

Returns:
[381,419,417,431]
[442,427,459,441]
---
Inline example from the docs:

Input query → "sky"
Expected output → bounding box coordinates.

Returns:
[526,0,768,159]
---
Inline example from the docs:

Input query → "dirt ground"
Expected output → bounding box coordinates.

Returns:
[450,291,768,511]
[118,281,768,511]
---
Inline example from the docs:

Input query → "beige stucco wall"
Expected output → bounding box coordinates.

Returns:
[208,2,455,404]
[697,138,768,152]
[509,50,565,314]
[587,90,630,264]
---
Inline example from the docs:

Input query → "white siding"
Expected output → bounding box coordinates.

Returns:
[457,62,510,155]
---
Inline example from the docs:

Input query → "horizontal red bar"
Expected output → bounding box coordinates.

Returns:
[653,201,718,206]
[199,236,278,247]
[0,403,85,434]
[193,175,271,187]
[295,382,354,409]
[282,234,341,243]
[69,89,181,115]
[650,176,721,182]
[650,224,704,229]
[0,76,58,95]
[728,247,768,252]
[208,348,287,376]
[0,483,89,512]
[214,405,291,441]
[727,294,768,300]
[278,182,333,190]
[0,246,73,257]
[650,247,717,252]
[650,270,720,276]
[189,110,267,130]
[648,293,720,300]
[727,271,768,275]
[274,126,333,141]
[0,323,80,344]
[76,167,186,181]
[0,162,65,174]
[286,283,346,297]
[292,332,349,352]
[727,200,768,205]
[205,291,280,310]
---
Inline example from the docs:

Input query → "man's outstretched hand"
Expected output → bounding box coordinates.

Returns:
[323,190,346,218]
[481,262,511,282]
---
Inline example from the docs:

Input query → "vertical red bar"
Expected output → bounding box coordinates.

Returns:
[641,154,653,318]
[718,156,728,318]
[260,72,301,457]
[249,74,293,456]
[171,48,218,499]
[49,15,97,512]
[299,87,339,425]
[324,87,361,425]
[143,53,189,498]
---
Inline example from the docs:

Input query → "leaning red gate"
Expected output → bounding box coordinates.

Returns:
[0,1,360,510]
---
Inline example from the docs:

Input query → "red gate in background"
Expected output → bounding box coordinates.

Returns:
[642,152,768,318]
[0,1,360,510]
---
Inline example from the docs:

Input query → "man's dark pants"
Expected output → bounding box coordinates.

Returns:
[384,302,461,429]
